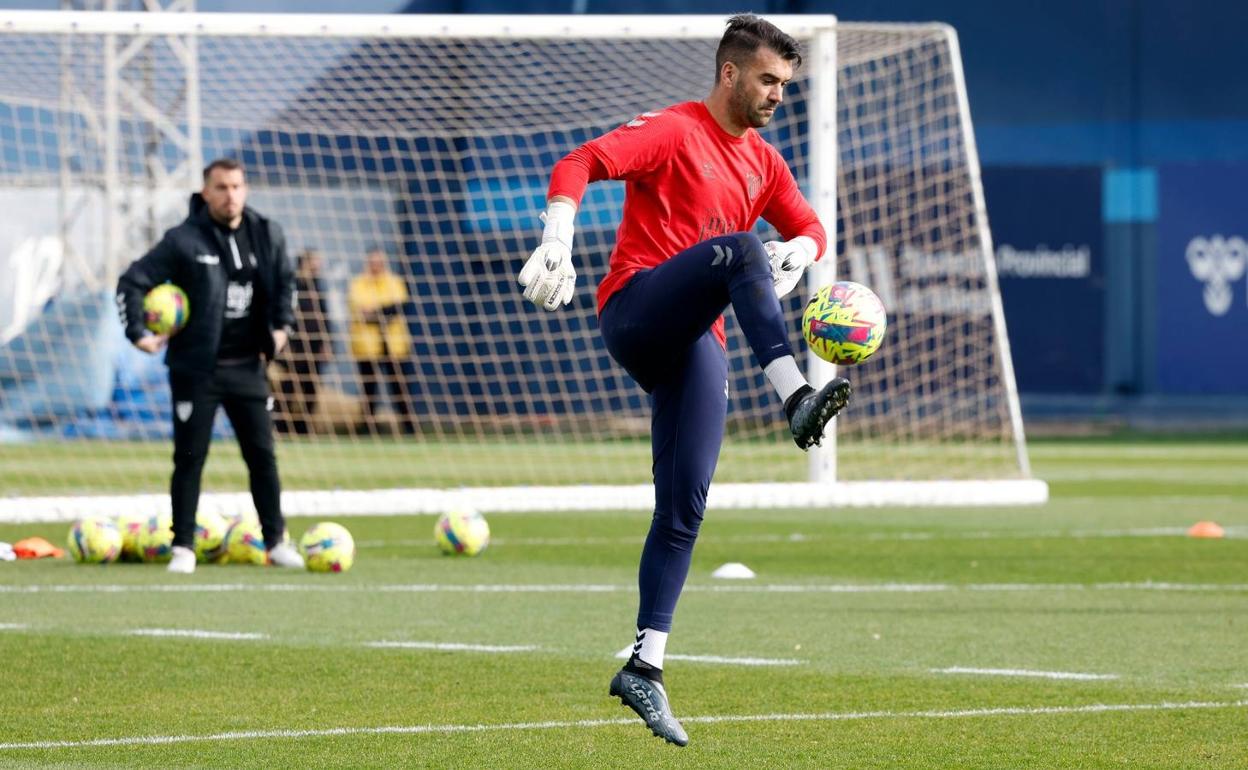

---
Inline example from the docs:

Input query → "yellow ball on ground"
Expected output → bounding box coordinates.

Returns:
[194,510,229,563]
[434,509,490,556]
[115,510,148,562]
[137,512,174,563]
[299,522,355,573]
[67,517,123,564]
[222,519,267,565]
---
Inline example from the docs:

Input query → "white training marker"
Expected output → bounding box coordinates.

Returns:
[932,667,1119,681]
[711,562,756,579]
[365,641,538,653]
[128,629,269,641]
[614,645,801,666]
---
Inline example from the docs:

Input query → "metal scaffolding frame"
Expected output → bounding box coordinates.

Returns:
[58,0,201,289]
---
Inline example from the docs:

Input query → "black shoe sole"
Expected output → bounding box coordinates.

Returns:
[795,378,852,450]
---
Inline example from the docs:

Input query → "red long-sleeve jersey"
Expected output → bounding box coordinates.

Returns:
[548,100,826,345]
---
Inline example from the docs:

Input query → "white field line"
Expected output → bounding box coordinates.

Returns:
[933,667,1119,681]
[1037,467,1248,482]
[866,526,1248,541]
[1059,494,1240,504]
[1,700,1244,751]
[1029,445,1248,460]
[355,533,812,548]
[357,526,1247,549]
[355,536,642,548]
[3,581,1248,595]
[127,628,269,641]
[613,645,801,666]
[665,654,802,666]
[0,623,28,630]
[365,641,538,653]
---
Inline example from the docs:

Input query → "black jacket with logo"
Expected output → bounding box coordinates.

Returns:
[117,193,295,375]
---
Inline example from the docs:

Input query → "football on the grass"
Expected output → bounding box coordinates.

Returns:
[434,509,490,556]
[300,522,356,573]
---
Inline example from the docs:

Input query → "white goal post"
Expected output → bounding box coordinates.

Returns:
[0,11,1046,522]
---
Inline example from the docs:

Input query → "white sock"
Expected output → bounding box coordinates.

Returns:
[633,627,668,670]
[764,356,808,403]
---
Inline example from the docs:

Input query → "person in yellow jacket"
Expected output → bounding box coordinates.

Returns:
[348,249,414,433]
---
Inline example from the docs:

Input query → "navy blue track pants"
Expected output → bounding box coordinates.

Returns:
[599,232,793,632]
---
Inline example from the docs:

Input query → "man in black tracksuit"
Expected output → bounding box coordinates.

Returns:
[117,158,304,574]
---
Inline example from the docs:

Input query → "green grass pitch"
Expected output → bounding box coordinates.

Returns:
[0,437,1246,767]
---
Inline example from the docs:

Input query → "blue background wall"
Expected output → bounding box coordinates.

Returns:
[2,0,1243,422]
[397,0,1248,416]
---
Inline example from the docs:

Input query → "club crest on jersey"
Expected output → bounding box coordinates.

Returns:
[747,173,763,200]
[700,161,716,179]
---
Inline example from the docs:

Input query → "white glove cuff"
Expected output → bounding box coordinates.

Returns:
[541,201,577,250]
[791,235,819,266]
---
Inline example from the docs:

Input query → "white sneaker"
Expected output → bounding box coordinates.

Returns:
[167,545,196,574]
[267,542,304,569]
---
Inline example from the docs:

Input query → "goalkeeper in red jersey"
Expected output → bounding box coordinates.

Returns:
[518,14,850,747]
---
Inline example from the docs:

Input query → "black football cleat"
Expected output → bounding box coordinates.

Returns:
[788,377,852,450]
[609,669,689,747]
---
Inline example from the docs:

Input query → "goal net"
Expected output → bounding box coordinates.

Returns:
[0,13,1045,521]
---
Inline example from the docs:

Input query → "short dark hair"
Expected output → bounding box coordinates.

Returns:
[203,158,244,183]
[714,14,802,85]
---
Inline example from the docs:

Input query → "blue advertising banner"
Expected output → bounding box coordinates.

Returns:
[982,167,1104,393]
[1156,164,1248,394]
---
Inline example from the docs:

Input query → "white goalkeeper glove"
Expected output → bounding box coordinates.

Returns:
[518,200,577,311]
[766,236,819,299]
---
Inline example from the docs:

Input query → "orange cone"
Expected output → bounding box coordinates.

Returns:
[1187,521,1225,539]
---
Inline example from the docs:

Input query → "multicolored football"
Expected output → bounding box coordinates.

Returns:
[136,512,174,563]
[801,281,887,365]
[299,522,355,573]
[194,510,229,563]
[67,517,123,564]
[143,283,190,336]
[434,509,490,557]
[222,519,267,565]
[115,510,148,562]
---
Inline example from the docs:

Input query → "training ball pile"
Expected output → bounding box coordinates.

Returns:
[435,509,490,556]
[67,514,356,573]
[300,522,356,573]
[143,283,190,336]
[802,281,887,365]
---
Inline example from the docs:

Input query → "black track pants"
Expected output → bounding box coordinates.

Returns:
[168,359,284,549]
